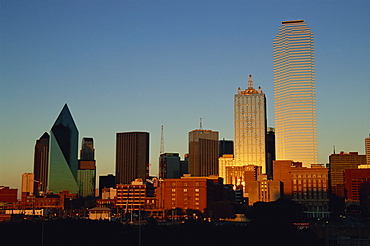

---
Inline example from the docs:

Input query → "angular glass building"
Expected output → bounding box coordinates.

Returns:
[234,75,267,173]
[48,104,79,193]
[273,20,317,166]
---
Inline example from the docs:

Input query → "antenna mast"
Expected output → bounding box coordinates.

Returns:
[200,118,203,130]
[160,125,164,154]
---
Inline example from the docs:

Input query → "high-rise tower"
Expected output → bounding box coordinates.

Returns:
[188,129,219,176]
[78,137,96,197]
[48,104,79,193]
[273,20,317,166]
[234,75,267,173]
[116,132,149,184]
[33,132,49,194]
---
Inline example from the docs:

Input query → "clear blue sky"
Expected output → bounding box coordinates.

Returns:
[1,0,369,191]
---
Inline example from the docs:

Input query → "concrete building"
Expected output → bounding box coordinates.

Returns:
[116,132,149,184]
[188,129,219,177]
[115,179,155,212]
[273,20,317,166]
[225,165,262,197]
[248,180,282,205]
[0,187,17,203]
[158,175,225,212]
[218,154,235,181]
[366,135,370,166]
[273,160,329,218]
[329,152,366,198]
[234,75,267,173]
[344,169,370,204]
[22,173,34,195]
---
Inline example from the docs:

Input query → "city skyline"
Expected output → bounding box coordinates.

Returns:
[1,1,369,191]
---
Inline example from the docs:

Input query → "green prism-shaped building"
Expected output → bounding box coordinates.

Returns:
[48,104,79,194]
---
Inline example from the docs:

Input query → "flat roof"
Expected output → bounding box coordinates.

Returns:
[282,20,304,24]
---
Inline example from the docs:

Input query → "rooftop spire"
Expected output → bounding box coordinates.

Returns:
[248,74,253,89]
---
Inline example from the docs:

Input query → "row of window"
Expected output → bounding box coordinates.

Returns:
[171,182,201,187]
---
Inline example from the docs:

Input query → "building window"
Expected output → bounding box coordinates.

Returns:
[172,189,176,192]
[184,182,188,187]
[172,182,176,187]
[195,189,199,192]
[195,182,199,186]
[183,188,187,192]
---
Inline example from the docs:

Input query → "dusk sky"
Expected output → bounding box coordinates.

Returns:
[1,0,369,191]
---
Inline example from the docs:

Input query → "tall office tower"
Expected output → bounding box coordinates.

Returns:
[116,132,149,184]
[234,75,267,173]
[22,173,34,195]
[273,20,317,166]
[78,138,96,197]
[366,135,370,166]
[188,129,219,177]
[49,104,79,193]
[159,153,181,179]
[33,132,49,194]
[329,152,366,198]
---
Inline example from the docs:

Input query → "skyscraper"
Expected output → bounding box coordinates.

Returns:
[366,135,370,166]
[33,132,49,194]
[234,75,267,173]
[48,104,79,193]
[188,129,219,177]
[22,173,34,195]
[78,138,96,197]
[159,153,181,179]
[116,132,149,184]
[273,20,317,166]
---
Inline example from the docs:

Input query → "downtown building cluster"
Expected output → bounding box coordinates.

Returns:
[1,20,370,221]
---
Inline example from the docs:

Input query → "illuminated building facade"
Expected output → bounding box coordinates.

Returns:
[159,175,224,211]
[116,132,149,185]
[188,129,219,177]
[366,135,370,166]
[234,75,267,173]
[115,179,155,211]
[33,132,49,194]
[273,20,317,166]
[48,104,79,193]
[273,160,329,218]
[21,173,34,195]
[248,180,282,206]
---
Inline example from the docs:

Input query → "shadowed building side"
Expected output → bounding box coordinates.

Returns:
[33,132,49,194]
[116,132,149,185]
